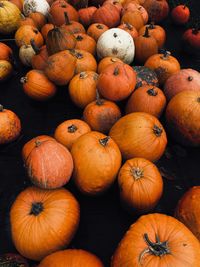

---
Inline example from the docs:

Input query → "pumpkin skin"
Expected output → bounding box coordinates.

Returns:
[23,137,74,189]
[103,0,122,13]
[15,25,44,47]
[54,119,91,150]
[23,0,50,16]
[182,28,200,55]
[0,105,21,145]
[18,14,36,28]
[74,33,96,56]
[38,249,104,267]
[143,0,169,23]
[122,2,148,24]
[31,44,48,71]
[71,131,122,195]
[175,186,200,241]
[126,85,166,118]
[0,42,13,62]
[0,253,29,266]
[133,66,159,89]
[97,56,123,74]
[28,11,46,30]
[118,23,138,40]
[111,213,200,267]
[0,60,13,82]
[78,6,97,28]
[10,186,80,261]
[87,23,109,42]
[20,69,57,101]
[97,62,136,101]
[61,12,86,34]
[165,91,200,146]
[121,10,144,31]
[109,112,167,161]
[8,0,23,12]
[118,158,163,213]
[68,71,99,109]
[164,68,200,101]
[0,1,21,34]
[171,4,190,25]
[41,23,54,40]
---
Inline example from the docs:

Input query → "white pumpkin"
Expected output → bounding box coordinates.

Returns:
[19,44,36,66]
[97,28,135,64]
[23,0,50,16]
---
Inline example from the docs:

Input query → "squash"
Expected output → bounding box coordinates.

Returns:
[74,33,96,55]
[31,43,48,71]
[19,44,36,67]
[121,10,144,31]
[182,28,200,56]
[133,66,159,89]
[78,6,97,28]
[0,42,13,62]
[118,23,138,40]
[61,12,85,34]
[28,11,46,30]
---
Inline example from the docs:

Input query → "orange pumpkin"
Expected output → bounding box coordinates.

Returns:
[38,249,104,267]
[0,105,21,145]
[54,119,91,150]
[23,136,74,189]
[87,23,109,42]
[78,6,97,28]
[121,10,144,31]
[118,23,138,40]
[97,57,123,74]
[31,43,49,71]
[8,0,23,11]
[61,11,86,34]
[28,12,46,30]
[122,2,148,24]
[109,112,167,161]
[0,60,13,81]
[15,25,44,47]
[41,23,54,40]
[0,42,13,62]
[111,213,200,267]
[10,186,80,261]
[68,71,98,108]
[71,131,122,195]
[74,33,96,55]
[18,15,36,28]
[118,157,163,213]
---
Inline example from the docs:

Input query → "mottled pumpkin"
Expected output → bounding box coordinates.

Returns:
[133,66,159,89]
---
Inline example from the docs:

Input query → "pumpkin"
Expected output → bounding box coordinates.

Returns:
[0,253,29,266]
[121,10,144,31]
[103,0,122,13]
[91,3,120,28]
[31,43,48,70]
[15,25,44,47]
[74,33,96,55]
[41,23,54,40]
[144,50,181,85]
[44,50,77,85]
[0,60,13,81]
[133,66,159,89]
[182,28,200,56]
[46,26,77,55]
[97,56,123,74]
[0,1,21,34]
[122,2,148,24]
[164,68,200,101]
[23,0,50,16]
[97,62,136,101]
[23,136,74,188]
[87,23,109,42]
[78,6,97,28]
[134,27,158,64]
[38,249,104,267]
[10,186,80,261]
[175,186,200,241]
[165,91,200,146]
[126,85,166,118]
[139,22,166,49]
[68,71,98,108]
[19,44,35,66]
[18,14,36,28]
[118,157,163,213]
[0,42,13,62]
[71,131,122,195]
[8,0,23,11]
[54,119,91,150]
[83,93,122,133]
[0,105,21,145]
[143,0,169,23]
[171,4,190,25]
[28,11,46,30]
[20,69,57,101]
[118,23,138,40]
[61,12,85,34]
[111,213,200,267]
[109,112,167,161]
[97,28,135,64]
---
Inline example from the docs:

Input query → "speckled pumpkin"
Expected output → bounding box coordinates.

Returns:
[133,66,159,89]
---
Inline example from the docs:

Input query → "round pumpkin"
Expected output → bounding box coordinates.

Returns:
[0,60,13,82]
[121,10,144,31]
[97,56,123,74]
[109,112,167,161]
[0,42,13,62]
[18,14,36,28]
[31,43,48,71]
[0,253,29,266]
[38,249,104,267]
[10,186,80,261]
[118,23,138,40]
[74,33,96,55]
[165,90,200,146]
[28,11,46,30]
[41,23,54,40]
[78,6,97,28]
[15,25,44,47]
[71,131,122,195]
[23,136,74,189]
[87,23,109,42]
[54,119,91,150]
[0,105,21,145]
[61,11,86,34]
[133,66,159,89]
[171,4,190,25]
[118,157,163,213]
[122,2,148,24]
[111,213,200,267]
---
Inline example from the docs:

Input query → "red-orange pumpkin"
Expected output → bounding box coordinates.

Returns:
[74,33,96,55]
[87,23,109,42]
[28,12,46,30]
[78,6,97,28]
[15,25,44,47]
[118,23,138,40]
[31,43,49,71]
[61,12,86,34]
[97,57,123,74]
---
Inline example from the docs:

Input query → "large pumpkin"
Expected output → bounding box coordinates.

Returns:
[165,91,200,146]
[111,213,200,267]
[71,131,122,195]
[10,186,80,261]
[109,112,167,161]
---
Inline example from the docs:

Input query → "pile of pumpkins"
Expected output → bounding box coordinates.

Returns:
[0,0,200,266]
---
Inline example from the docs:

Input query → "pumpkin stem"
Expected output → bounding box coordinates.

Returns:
[149,22,155,29]
[113,32,118,38]
[64,12,71,25]
[125,23,133,30]
[131,167,143,180]
[68,124,78,133]
[153,125,163,137]
[96,24,104,29]
[30,39,40,54]
[160,50,171,60]
[79,71,88,79]
[96,89,104,105]
[113,67,119,76]
[30,202,43,216]
[33,29,39,34]
[35,140,41,147]
[76,35,84,41]
[99,136,110,146]
[20,77,28,84]
[188,76,193,81]
[143,27,150,38]
[0,104,3,112]
[111,58,118,62]
[147,88,158,96]
[70,50,83,59]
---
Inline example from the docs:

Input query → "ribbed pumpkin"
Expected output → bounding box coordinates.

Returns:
[111,213,200,267]
[71,131,122,195]
[23,136,74,189]
[10,186,80,261]
[97,57,123,74]
[118,158,163,213]
[87,23,109,42]
[15,25,44,47]
[109,112,167,161]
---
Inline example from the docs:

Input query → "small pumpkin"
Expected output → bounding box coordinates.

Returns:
[74,33,96,55]
[23,0,50,16]
[87,23,109,42]
[133,66,159,89]
[15,25,44,47]
[31,42,48,70]
[28,11,46,30]
[182,28,200,56]
[10,186,80,261]
[97,56,123,74]
[71,131,122,195]
[0,105,21,145]
[20,69,57,101]
[143,0,169,23]
[19,44,36,67]
[121,10,144,31]
[18,14,36,28]
[68,71,98,108]
[54,119,91,150]
[0,253,29,267]
[0,42,13,62]
[61,12,85,34]
[118,157,163,213]
[118,23,138,40]
[109,112,167,161]
[0,60,13,82]
[78,6,97,28]
[171,4,190,25]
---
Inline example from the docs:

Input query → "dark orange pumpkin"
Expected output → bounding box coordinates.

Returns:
[31,43,49,71]
[87,23,109,42]
[78,6,97,28]
[61,12,86,34]
[0,42,13,62]
[121,10,144,31]
[122,2,148,24]
[18,15,36,28]
[10,186,80,261]
[182,28,200,56]
[118,23,138,40]
[15,25,44,47]
[41,23,54,40]
[8,0,23,11]
[97,57,123,74]
[74,33,96,55]
[28,12,46,30]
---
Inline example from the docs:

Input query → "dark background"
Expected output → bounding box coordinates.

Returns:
[0,0,200,266]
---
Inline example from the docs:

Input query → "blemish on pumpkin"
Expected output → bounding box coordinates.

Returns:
[183,243,187,246]
[112,48,118,55]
